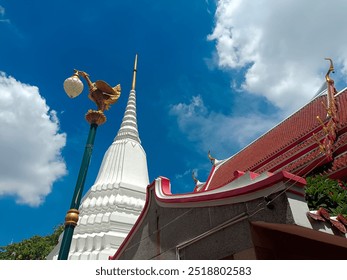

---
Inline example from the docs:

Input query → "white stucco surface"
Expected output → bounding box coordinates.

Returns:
[47,88,149,260]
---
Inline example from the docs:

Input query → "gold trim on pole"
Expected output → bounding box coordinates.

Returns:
[85,110,107,125]
[65,209,80,227]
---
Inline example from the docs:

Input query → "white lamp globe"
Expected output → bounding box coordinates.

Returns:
[64,75,84,98]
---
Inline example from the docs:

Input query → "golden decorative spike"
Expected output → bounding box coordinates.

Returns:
[312,133,325,154]
[132,54,138,91]
[316,116,328,134]
[321,100,328,111]
[313,58,339,161]
[192,171,198,184]
[324,58,334,84]
[208,150,215,164]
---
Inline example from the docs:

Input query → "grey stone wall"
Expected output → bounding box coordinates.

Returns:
[118,188,297,260]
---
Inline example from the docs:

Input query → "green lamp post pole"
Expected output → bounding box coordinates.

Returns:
[58,70,121,260]
[57,122,98,260]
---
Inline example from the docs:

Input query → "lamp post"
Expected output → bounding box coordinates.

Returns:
[58,70,121,260]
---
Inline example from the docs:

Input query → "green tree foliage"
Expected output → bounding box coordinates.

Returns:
[305,175,347,216]
[0,225,64,260]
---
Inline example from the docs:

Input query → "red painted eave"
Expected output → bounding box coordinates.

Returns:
[207,89,347,189]
[109,171,306,260]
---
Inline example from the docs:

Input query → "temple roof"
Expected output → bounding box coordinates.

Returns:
[201,87,347,191]
[110,172,309,259]
[110,61,347,260]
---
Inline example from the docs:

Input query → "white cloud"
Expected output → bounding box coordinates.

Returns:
[0,5,10,23]
[0,73,67,206]
[170,95,278,158]
[174,168,201,182]
[208,0,347,114]
[175,168,193,180]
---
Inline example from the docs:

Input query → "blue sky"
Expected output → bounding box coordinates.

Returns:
[1,0,347,246]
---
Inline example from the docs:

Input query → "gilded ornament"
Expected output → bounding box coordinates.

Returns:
[85,109,107,125]
[65,209,79,227]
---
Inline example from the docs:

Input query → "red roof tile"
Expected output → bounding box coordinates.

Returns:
[207,89,347,190]
[307,208,347,234]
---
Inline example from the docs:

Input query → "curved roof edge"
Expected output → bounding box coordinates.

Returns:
[109,171,306,260]
[224,87,347,165]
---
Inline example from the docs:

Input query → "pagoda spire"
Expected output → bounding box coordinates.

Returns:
[47,55,149,260]
[114,54,141,143]
[132,54,138,91]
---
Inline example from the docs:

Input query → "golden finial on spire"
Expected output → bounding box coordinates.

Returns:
[324,57,334,84]
[131,54,138,91]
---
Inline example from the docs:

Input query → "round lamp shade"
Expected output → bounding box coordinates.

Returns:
[64,76,84,98]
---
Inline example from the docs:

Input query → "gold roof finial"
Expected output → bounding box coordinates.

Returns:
[131,54,138,91]
[192,171,198,184]
[208,150,216,165]
[324,58,334,84]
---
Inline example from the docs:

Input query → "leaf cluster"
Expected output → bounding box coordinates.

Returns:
[0,225,64,260]
[305,175,347,216]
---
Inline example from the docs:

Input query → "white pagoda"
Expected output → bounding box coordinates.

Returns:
[47,55,149,260]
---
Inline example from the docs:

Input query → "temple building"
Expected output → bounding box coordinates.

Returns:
[110,59,347,260]
[48,55,150,260]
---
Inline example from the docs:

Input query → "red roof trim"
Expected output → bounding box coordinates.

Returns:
[199,165,216,192]
[206,91,347,190]
[154,171,305,205]
[160,176,172,195]
[268,141,322,173]
[110,172,306,260]
[267,127,347,175]
[245,95,328,171]
[252,125,325,172]
[295,154,329,176]
[287,188,305,197]
[333,136,347,156]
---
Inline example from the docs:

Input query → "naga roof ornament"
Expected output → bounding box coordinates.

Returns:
[315,58,339,161]
[208,150,223,166]
[192,171,205,191]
